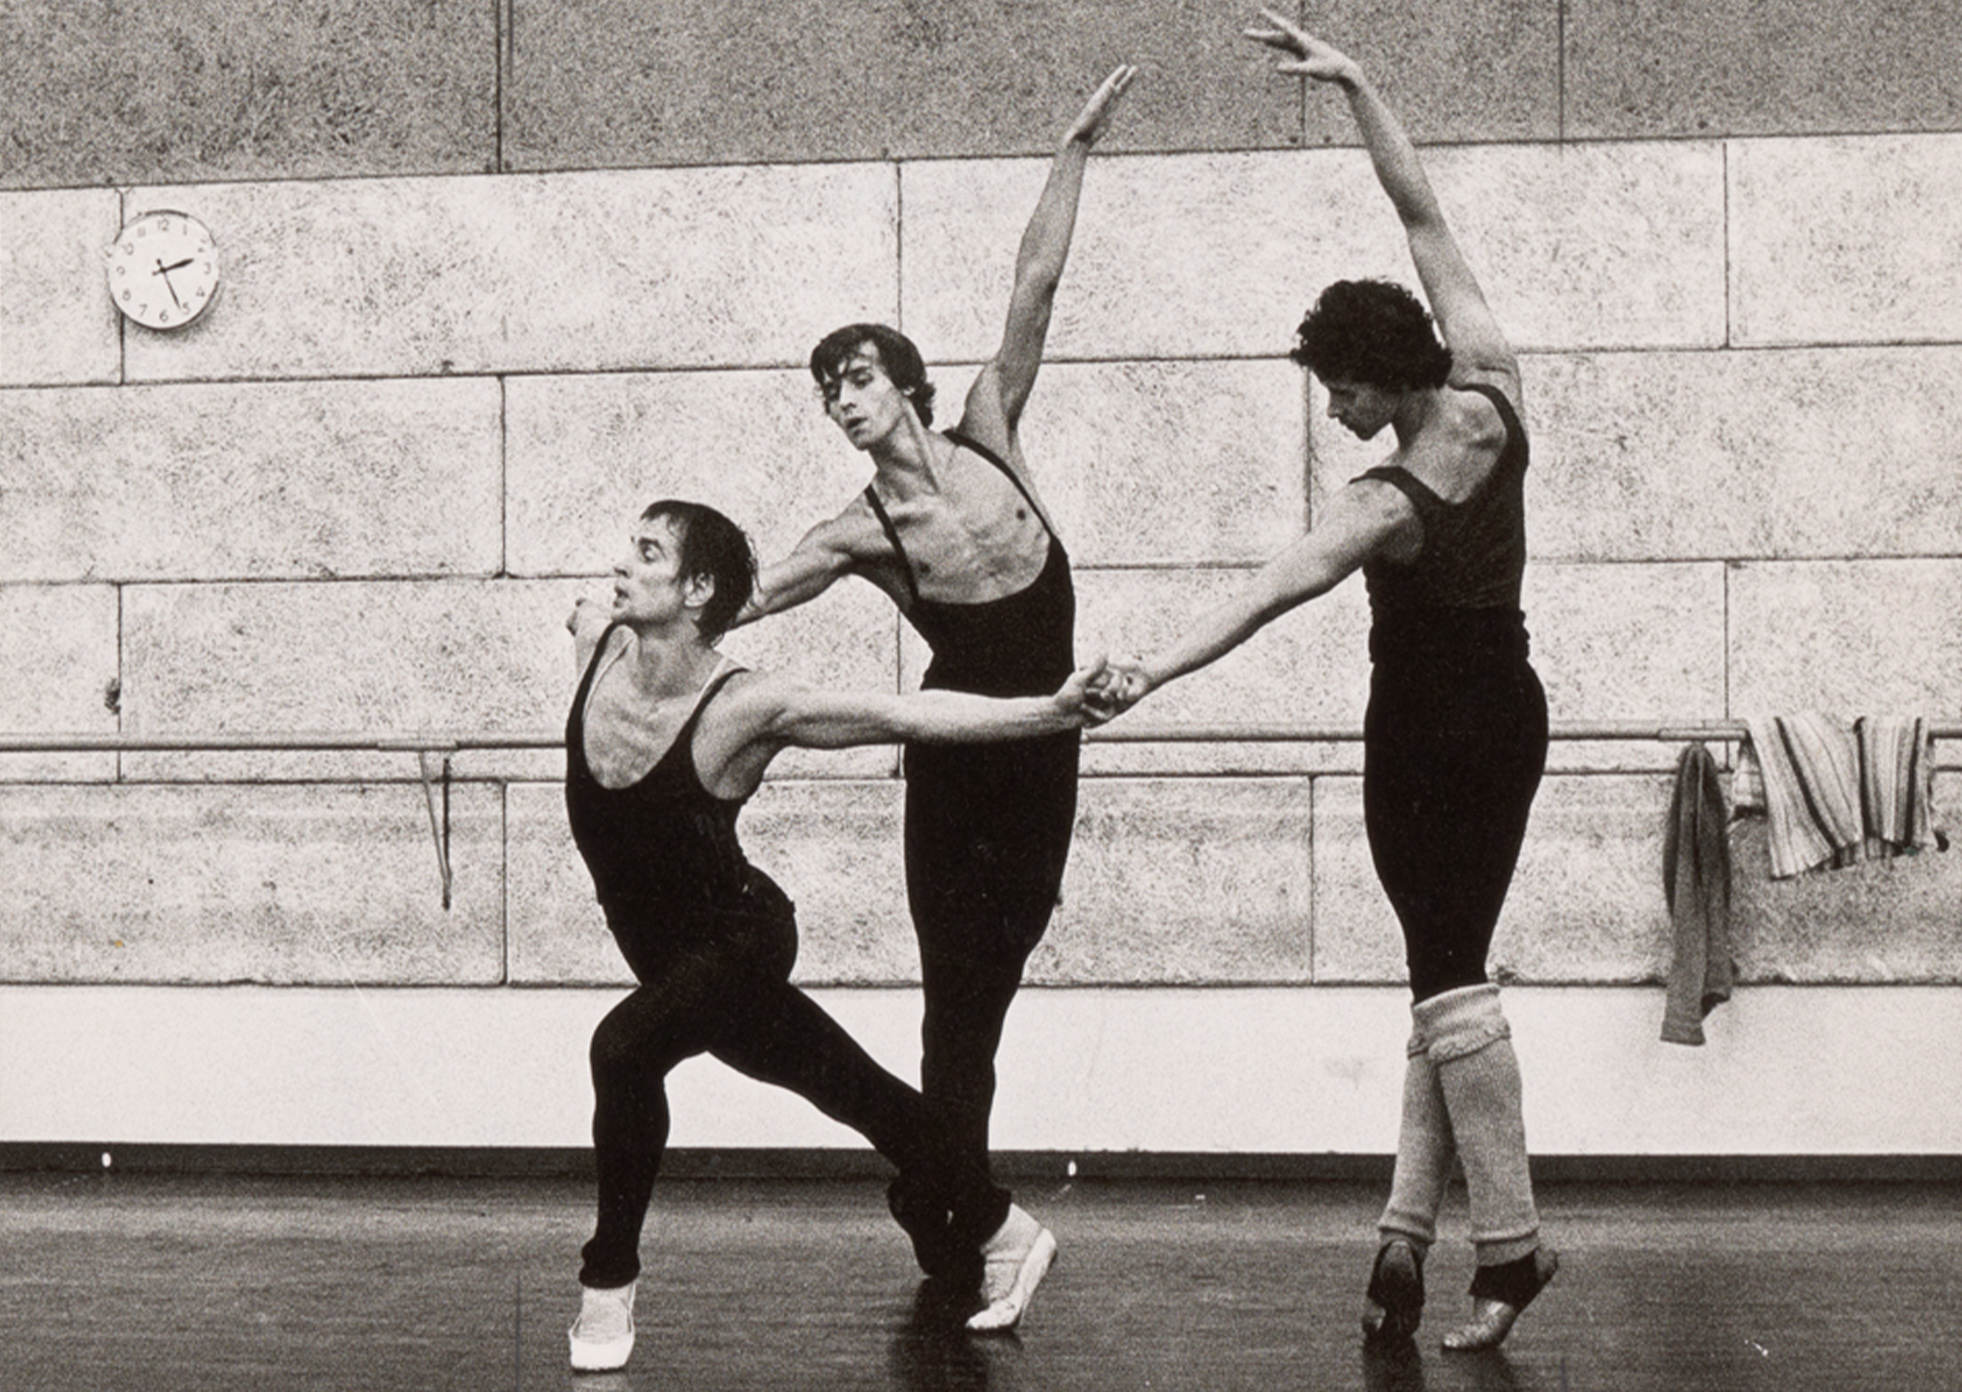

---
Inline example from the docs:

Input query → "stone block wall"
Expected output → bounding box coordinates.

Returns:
[2,1,1958,1155]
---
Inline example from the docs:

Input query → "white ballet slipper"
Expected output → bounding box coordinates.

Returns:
[568,1280,636,1371]
[964,1205,1058,1333]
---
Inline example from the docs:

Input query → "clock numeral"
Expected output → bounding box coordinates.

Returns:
[120,289,130,301]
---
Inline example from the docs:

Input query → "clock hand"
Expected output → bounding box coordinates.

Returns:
[153,259,184,310]
[158,258,196,273]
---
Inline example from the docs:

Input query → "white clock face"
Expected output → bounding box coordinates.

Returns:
[106,211,220,331]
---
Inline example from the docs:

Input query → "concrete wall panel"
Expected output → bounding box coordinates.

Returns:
[1730,134,1962,347]
[1526,347,1962,562]
[505,0,1295,170]
[1525,562,1729,728]
[1312,349,1962,564]
[0,584,121,782]
[0,190,122,386]
[1,379,501,583]
[1296,0,1562,146]
[0,0,496,191]
[119,168,898,382]
[1070,565,1373,777]
[1729,560,1962,717]
[1039,777,1315,985]
[118,578,578,782]
[903,142,1724,363]
[1567,0,1962,140]
[505,370,863,577]
[1010,359,1309,567]
[0,782,501,984]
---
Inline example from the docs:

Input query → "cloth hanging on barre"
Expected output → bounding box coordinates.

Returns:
[1732,714,1949,879]
[1662,743,1732,1045]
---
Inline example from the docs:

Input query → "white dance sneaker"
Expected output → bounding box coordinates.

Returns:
[965,1204,1058,1332]
[568,1280,636,1371]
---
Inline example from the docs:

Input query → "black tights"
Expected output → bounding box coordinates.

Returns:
[885,735,1077,1277]
[579,880,1004,1289]
[1364,654,1547,1004]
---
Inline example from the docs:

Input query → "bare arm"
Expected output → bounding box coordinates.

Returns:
[959,65,1137,448]
[739,503,895,626]
[1115,481,1412,705]
[1246,11,1515,382]
[698,660,1107,796]
[770,659,1106,749]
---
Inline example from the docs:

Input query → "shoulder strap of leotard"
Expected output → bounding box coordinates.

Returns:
[860,484,921,606]
[1456,381,1528,470]
[674,663,751,797]
[944,428,1053,538]
[571,620,628,740]
[675,664,747,750]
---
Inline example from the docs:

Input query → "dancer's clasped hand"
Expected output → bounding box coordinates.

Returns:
[1082,661,1153,721]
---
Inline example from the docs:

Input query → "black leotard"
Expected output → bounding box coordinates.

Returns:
[562,623,1009,1289]
[1355,384,1548,1002]
[565,629,757,974]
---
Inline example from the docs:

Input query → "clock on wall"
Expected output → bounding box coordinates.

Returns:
[104,210,221,330]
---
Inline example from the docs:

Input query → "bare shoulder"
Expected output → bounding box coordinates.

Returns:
[807,492,892,557]
[1447,358,1524,420]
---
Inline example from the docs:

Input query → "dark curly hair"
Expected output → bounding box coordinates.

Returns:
[1290,279,1452,391]
[638,500,756,642]
[809,323,938,426]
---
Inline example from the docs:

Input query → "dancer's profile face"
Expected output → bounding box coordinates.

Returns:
[820,344,913,450]
[612,516,697,625]
[1321,377,1399,440]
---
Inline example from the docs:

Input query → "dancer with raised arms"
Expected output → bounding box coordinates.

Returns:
[1100,13,1558,1352]
[738,65,1136,1299]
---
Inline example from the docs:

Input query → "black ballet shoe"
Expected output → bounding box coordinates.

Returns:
[1442,1246,1559,1351]
[1361,1237,1426,1345]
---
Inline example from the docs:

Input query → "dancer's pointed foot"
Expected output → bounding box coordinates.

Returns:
[1360,1237,1426,1345]
[965,1204,1058,1332]
[568,1280,636,1371]
[1442,1246,1558,1351]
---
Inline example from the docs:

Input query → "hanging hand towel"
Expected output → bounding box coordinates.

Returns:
[1662,743,1733,1045]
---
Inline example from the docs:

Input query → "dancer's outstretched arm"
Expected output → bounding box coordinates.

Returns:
[699,658,1110,794]
[1102,484,1406,711]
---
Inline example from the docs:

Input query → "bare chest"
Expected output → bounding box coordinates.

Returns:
[878,470,1049,603]
[581,678,693,791]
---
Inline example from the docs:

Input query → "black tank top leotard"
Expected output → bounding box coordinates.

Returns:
[861,429,1077,698]
[1356,381,1532,670]
[564,625,764,945]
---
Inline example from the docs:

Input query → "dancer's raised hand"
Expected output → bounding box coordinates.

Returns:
[1244,9,1362,86]
[1062,64,1140,148]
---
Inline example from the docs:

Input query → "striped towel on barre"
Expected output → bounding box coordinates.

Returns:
[1733,713,1949,879]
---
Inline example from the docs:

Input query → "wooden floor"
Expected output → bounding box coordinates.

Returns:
[3,1171,1958,1391]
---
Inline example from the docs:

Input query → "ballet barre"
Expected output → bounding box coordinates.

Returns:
[6,723,1954,909]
